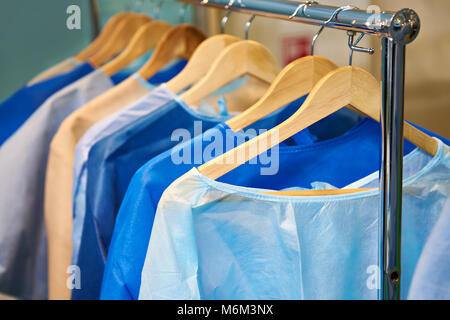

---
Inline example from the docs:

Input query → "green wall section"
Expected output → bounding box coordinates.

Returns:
[97,0,193,28]
[0,0,93,101]
[0,0,192,102]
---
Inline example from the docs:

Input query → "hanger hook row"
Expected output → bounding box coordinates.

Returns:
[245,15,256,40]
[225,0,235,9]
[221,12,231,33]
[223,0,243,9]
[220,0,236,33]
[289,1,318,20]
[347,31,375,66]
[311,5,356,56]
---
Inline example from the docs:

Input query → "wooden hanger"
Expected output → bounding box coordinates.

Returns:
[166,35,271,113]
[180,40,281,106]
[226,55,339,131]
[88,14,152,68]
[199,76,274,114]
[198,66,439,192]
[165,34,241,94]
[137,24,206,80]
[74,12,134,62]
[102,21,172,76]
[263,188,373,196]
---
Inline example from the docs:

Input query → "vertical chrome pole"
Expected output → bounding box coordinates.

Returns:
[380,37,405,300]
[380,9,420,300]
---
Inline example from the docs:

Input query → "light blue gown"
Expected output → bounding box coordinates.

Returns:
[139,140,450,300]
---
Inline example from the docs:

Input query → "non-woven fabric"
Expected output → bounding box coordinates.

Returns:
[44,60,187,300]
[102,117,448,300]
[408,200,450,300]
[138,140,450,300]
[0,67,115,300]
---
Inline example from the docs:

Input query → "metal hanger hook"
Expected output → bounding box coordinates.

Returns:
[311,5,356,56]
[245,15,256,40]
[221,0,236,33]
[225,0,236,9]
[289,1,318,20]
[347,31,375,66]
[221,11,232,33]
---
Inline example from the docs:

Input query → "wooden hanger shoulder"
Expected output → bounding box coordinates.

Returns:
[74,12,133,62]
[197,67,377,179]
[199,66,439,190]
[262,188,374,196]
[404,122,439,156]
[340,67,438,155]
[165,34,241,94]
[102,20,172,76]
[180,40,281,106]
[226,55,338,131]
[137,24,206,81]
[88,14,152,68]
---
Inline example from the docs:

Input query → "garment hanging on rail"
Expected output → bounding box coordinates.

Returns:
[71,76,259,299]
[0,0,448,301]
[0,54,182,300]
[0,65,124,300]
[99,104,362,300]
[101,114,448,300]
[71,84,176,266]
[70,85,216,300]
[70,75,247,267]
[137,140,450,300]
[408,200,450,300]
[70,58,194,261]
[44,59,187,300]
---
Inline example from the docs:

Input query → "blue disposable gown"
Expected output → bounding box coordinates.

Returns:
[102,116,448,300]
[72,85,173,264]
[0,59,186,300]
[73,95,316,299]
[0,67,116,299]
[70,60,188,265]
[408,200,450,300]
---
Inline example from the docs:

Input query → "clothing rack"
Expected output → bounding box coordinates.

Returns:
[178,0,421,300]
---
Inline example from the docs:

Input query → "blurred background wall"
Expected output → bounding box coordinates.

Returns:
[0,0,448,138]
[0,0,93,101]
[0,0,191,102]
[372,0,450,139]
